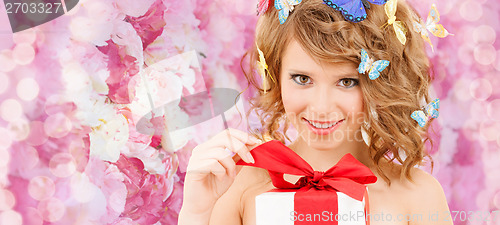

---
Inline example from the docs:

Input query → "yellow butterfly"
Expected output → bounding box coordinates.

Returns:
[413,4,453,52]
[256,44,275,94]
[384,0,407,45]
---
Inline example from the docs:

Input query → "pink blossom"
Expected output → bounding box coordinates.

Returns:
[113,155,175,223]
[85,157,127,223]
[126,0,167,49]
[97,40,139,104]
[115,0,156,18]
[159,181,184,224]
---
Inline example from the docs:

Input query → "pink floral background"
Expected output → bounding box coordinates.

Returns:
[0,0,499,224]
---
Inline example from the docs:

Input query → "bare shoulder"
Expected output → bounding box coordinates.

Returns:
[404,168,444,193]
[366,161,452,225]
[403,167,453,225]
[209,165,272,225]
[372,161,447,198]
[402,168,447,206]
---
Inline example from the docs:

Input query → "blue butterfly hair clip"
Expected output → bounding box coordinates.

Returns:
[411,98,440,127]
[275,0,303,24]
[323,0,387,22]
[357,49,390,80]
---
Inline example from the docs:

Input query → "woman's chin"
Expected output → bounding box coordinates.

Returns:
[297,132,344,150]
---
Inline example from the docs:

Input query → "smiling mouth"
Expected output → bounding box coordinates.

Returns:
[302,118,344,129]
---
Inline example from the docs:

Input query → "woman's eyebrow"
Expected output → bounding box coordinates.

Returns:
[337,72,360,78]
[287,69,311,75]
[287,69,359,78]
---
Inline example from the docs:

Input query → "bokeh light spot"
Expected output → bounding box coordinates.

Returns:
[26,121,48,146]
[70,173,97,203]
[25,207,43,225]
[0,189,16,211]
[0,99,23,122]
[0,128,13,150]
[459,1,483,22]
[474,44,496,66]
[473,25,496,45]
[484,71,500,91]
[0,50,16,73]
[19,146,40,171]
[49,153,76,178]
[0,148,10,167]
[28,176,55,201]
[493,191,500,210]
[16,78,40,101]
[13,30,37,45]
[12,43,35,65]
[13,145,40,171]
[44,113,72,138]
[0,72,9,95]
[8,119,31,141]
[44,94,75,115]
[453,78,472,102]
[460,25,475,48]
[37,198,65,222]
[487,99,500,122]
[0,210,22,225]
[470,78,492,101]
[470,101,488,124]
[495,50,500,72]
[479,120,500,142]
[457,44,474,66]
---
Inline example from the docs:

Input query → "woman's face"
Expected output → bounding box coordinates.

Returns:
[280,39,365,150]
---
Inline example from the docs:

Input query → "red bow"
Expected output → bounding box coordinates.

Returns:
[236,140,377,201]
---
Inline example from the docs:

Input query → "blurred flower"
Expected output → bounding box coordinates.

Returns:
[116,0,156,18]
[114,156,175,223]
[89,112,129,163]
[97,41,140,104]
[125,0,167,49]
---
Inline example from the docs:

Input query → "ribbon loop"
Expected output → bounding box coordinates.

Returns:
[236,140,378,200]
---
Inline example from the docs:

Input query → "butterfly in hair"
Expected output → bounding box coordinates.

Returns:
[357,49,390,80]
[384,0,407,45]
[257,0,271,15]
[411,98,440,127]
[322,0,388,23]
[275,0,303,24]
[256,44,276,93]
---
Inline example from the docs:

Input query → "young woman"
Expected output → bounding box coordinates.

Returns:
[179,0,452,224]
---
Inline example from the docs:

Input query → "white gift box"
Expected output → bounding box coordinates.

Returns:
[255,189,368,225]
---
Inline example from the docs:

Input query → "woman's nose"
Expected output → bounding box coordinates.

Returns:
[309,86,336,115]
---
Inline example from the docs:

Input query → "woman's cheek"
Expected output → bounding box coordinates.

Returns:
[343,91,364,125]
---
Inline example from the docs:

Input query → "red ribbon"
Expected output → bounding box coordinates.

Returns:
[236,140,377,224]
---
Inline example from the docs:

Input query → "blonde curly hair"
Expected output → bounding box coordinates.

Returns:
[242,0,434,184]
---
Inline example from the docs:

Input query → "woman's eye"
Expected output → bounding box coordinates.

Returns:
[338,78,359,88]
[291,74,311,85]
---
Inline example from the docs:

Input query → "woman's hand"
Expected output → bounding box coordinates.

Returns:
[179,128,262,222]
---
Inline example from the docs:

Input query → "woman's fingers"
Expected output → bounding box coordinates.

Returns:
[225,128,261,145]
[218,153,237,178]
[187,147,237,179]
[187,129,264,183]
[205,128,260,148]
[204,129,261,164]
[206,159,226,181]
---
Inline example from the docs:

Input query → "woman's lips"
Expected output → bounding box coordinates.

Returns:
[302,118,344,135]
